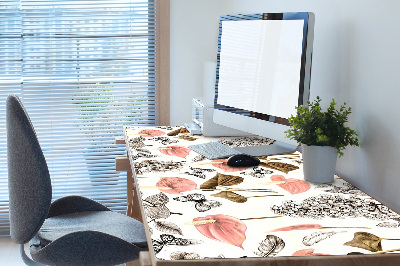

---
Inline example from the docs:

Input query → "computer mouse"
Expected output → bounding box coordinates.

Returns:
[227,154,260,167]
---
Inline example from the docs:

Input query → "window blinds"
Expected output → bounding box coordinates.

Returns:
[0,0,159,236]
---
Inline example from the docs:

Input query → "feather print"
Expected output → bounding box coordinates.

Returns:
[153,220,183,235]
[152,234,203,254]
[302,231,342,246]
[269,224,322,232]
[255,235,285,257]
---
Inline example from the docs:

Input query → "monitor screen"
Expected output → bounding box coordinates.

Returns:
[217,19,304,118]
[213,12,314,156]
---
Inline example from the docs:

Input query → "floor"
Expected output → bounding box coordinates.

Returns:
[0,236,141,266]
[0,237,25,266]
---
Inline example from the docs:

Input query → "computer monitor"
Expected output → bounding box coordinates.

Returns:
[213,12,315,156]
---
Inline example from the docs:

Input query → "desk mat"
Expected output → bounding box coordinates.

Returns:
[125,126,400,261]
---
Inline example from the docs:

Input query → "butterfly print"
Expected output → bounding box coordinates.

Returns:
[152,234,202,254]
[173,193,222,212]
[134,160,184,175]
[128,136,146,149]
[192,154,206,162]
[151,136,179,145]
[241,167,273,178]
[184,166,215,179]
[157,126,174,130]
[131,148,158,160]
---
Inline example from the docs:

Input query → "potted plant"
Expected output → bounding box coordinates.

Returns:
[285,96,359,183]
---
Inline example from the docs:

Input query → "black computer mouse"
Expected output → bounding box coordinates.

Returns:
[227,154,260,167]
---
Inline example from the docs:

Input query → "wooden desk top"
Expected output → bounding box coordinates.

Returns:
[124,126,400,265]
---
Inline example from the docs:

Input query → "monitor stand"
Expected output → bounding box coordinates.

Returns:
[233,141,298,157]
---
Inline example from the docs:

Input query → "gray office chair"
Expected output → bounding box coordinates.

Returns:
[6,94,148,265]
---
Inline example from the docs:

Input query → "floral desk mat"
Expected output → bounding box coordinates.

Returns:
[124,126,400,261]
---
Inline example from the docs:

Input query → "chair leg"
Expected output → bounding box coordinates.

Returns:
[20,244,45,266]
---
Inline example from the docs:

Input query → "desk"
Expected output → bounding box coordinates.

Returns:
[120,126,400,266]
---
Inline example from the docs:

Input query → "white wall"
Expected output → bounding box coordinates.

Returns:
[170,0,227,125]
[170,0,400,212]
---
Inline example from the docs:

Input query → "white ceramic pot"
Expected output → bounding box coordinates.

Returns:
[301,144,338,183]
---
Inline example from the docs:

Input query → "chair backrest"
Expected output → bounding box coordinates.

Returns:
[6,94,52,244]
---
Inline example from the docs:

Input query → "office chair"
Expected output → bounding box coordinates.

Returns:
[6,94,148,265]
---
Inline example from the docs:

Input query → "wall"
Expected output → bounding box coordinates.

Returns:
[169,0,227,125]
[170,0,400,212]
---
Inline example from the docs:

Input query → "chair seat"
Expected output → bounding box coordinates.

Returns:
[37,211,147,248]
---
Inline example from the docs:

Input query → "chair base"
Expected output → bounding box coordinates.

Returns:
[20,244,45,266]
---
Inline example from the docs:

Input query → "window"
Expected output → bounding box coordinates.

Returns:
[0,0,169,236]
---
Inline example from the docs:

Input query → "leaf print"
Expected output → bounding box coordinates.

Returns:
[200,175,219,190]
[260,161,299,174]
[302,231,342,246]
[344,232,383,252]
[142,192,182,220]
[270,175,311,194]
[193,214,247,248]
[138,129,165,137]
[156,176,197,194]
[167,127,189,136]
[212,191,247,203]
[200,173,244,190]
[217,173,244,186]
[292,248,329,256]
[153,220,183,235]
[255,235,285,257]
[144,205,171,220]
[143,192,169,206]
[177,134,198,141]
[158,145,191,158]
[211,159,249,172]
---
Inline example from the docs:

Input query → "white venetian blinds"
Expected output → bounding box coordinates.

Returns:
[0,0,159,236]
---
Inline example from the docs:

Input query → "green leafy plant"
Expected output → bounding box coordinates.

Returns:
[285,96,359,157]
